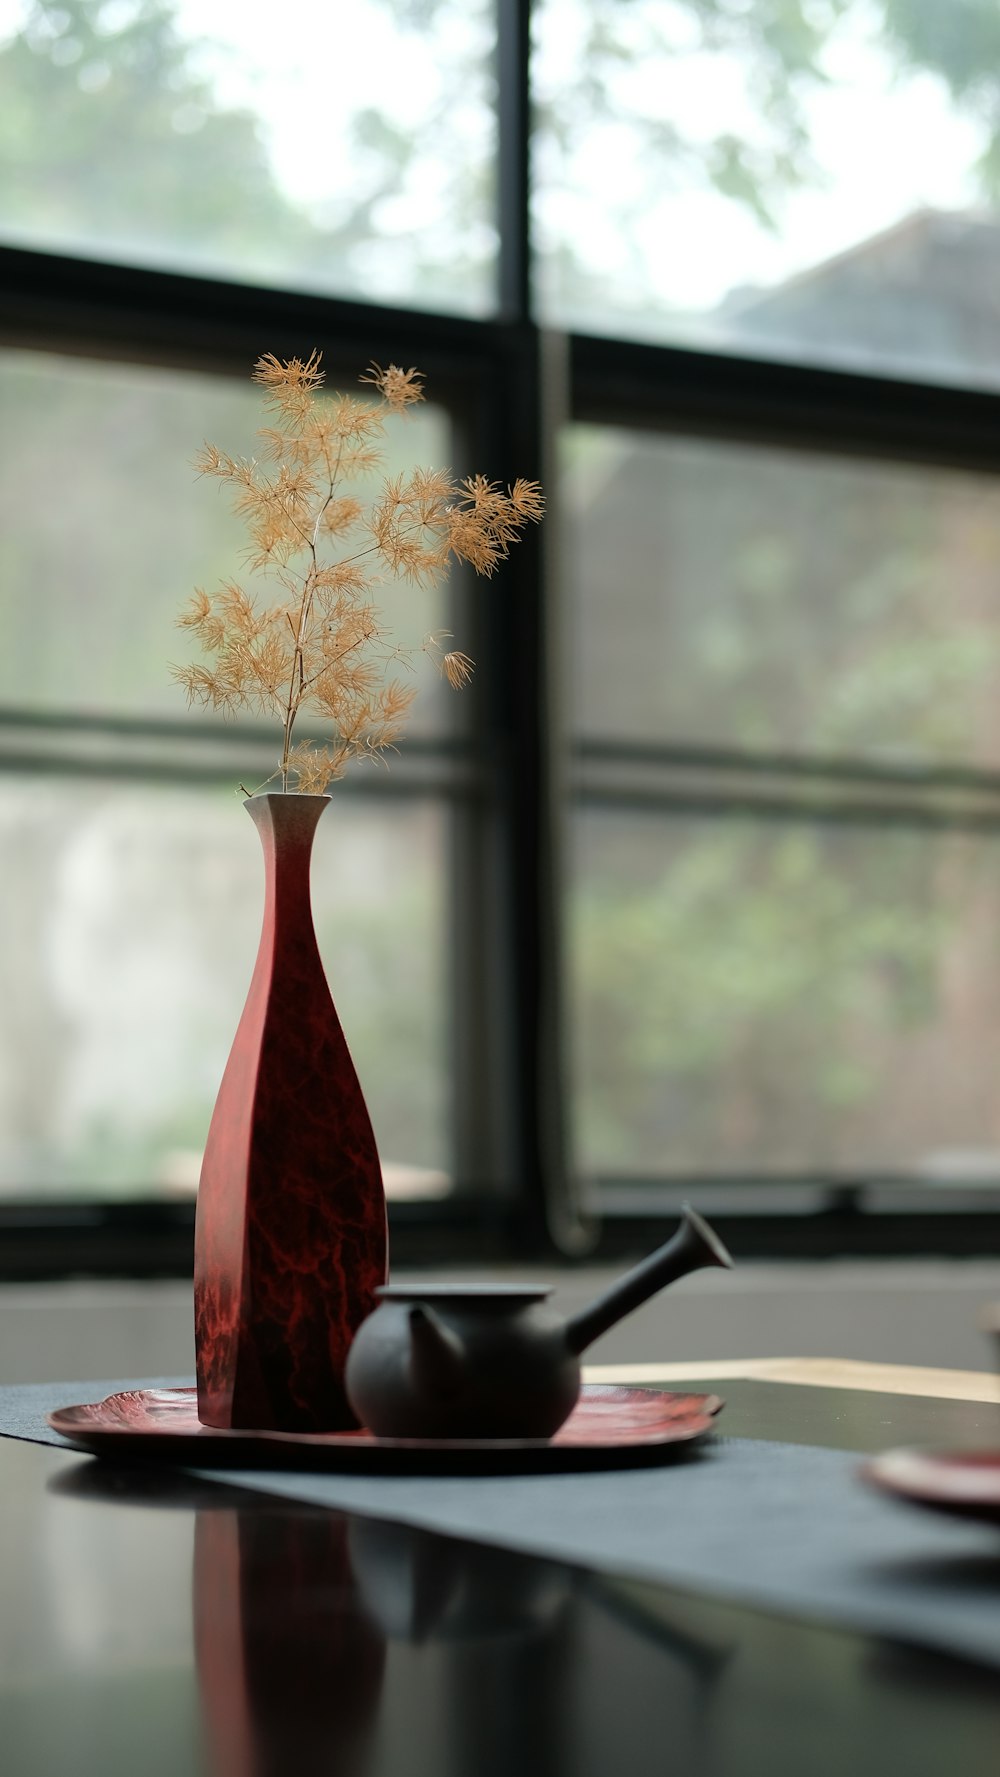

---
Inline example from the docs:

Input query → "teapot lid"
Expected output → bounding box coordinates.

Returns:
[375,1283,552,1305]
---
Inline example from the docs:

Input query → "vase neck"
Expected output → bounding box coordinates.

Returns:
[245,793,329,941]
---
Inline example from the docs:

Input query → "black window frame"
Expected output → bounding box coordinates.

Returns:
[1,0,999,1275]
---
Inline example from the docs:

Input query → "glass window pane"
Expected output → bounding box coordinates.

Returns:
[0,347,458,739]
[0,0,496,317]
[534,0,1000,388]
[0,780,450,1198]
[570,810,1000,1180]
[563,424,1000,771]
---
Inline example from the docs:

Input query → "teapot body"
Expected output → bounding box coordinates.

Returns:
[345,1286,580,1440]
[345,1208,734,1443]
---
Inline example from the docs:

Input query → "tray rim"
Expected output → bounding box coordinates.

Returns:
[47,1383,724,1474]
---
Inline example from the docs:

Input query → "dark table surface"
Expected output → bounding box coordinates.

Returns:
[3,1374,999,1777]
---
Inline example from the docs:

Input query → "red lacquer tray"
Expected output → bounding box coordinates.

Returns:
[864,1447,1000,1528]
[48,1384,723,1474]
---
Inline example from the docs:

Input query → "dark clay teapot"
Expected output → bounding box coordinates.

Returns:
[344,1205,733,1441]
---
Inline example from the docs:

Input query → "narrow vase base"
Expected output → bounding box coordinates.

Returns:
[197,1384,361,1436]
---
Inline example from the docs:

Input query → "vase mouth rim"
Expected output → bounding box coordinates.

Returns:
[243,790,332,802]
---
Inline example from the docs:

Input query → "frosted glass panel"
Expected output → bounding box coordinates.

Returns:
[0,0,497,316]
[563,425,1000,770]
[0,781,449,1197]
[534,0,1000,387]
[570,810,1000,1180]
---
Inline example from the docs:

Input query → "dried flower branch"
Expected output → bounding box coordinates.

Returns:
[174,354,543,792]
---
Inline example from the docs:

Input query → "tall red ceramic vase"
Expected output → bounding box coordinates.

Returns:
[194,792,387,1432]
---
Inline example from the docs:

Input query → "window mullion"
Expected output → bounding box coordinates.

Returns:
[497,0,533,325]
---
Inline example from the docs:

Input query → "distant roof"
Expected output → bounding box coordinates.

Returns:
[716,207,1000,381]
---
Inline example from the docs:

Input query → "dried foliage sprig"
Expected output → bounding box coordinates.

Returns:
[174,353,543,793]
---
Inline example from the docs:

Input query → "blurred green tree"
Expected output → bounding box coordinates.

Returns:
[0,0,314,260]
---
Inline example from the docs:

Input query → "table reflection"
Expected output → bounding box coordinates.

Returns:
[48,1462,734,1777]
[48,1454,1000,1777]
[194,1504,735,1777]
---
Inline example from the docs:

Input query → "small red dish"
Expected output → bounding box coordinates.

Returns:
[48,1384,722,1474]
[863,1447,1000,1527]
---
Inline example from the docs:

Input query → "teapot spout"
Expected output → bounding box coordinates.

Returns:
[564,1206,733,1358]
[407,1303,465,1400]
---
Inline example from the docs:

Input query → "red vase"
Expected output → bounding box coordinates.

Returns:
[194,792,387,1432]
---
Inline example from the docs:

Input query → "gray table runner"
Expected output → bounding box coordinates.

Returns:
[5,1378,999,1671]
